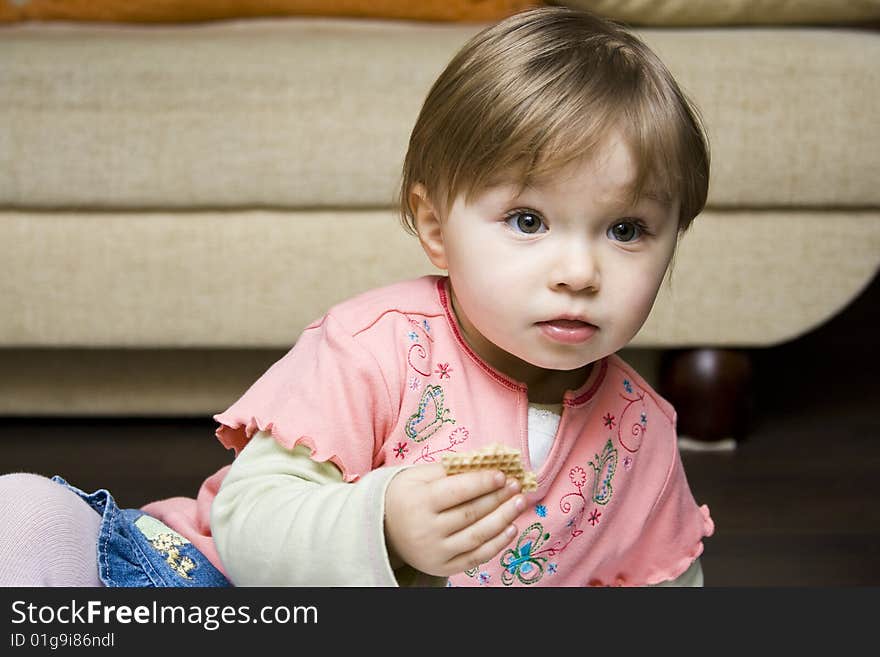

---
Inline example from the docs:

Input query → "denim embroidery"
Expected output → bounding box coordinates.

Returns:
[134,516,196,580]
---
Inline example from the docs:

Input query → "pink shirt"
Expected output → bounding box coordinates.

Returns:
[145,275,713,586]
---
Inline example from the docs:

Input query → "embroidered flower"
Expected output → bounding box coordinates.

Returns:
[393,442,409,459]
[623,455,634,470]
[603,412,616,428]
[408,331,419,342]
[448,426,469,447]
[435,362,452,379]
[588,508,602,526]
[548,563,558,575]
[478,571,491,585]
[569,466,587,487]
[409,376,421,391]
[640,412,648,427]
[623,379,633,393]
[423,320,431,332]
[535,505,547,518]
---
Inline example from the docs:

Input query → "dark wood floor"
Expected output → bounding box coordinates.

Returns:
[684,271,880,586]
[2,274,878,587]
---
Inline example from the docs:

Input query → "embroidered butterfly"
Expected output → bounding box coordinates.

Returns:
[589,439,618,505]
[500,523,550,586]
[405,384,455,442]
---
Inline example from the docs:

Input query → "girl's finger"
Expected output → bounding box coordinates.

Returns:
[437,477,521,534]
[442,493,524,558]
[428,468,508,512]
[445,517,521,575]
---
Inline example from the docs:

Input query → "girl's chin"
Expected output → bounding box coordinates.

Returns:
[513,350,597,374]
[484,334,602,378]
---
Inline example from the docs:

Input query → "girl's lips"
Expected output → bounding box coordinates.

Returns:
[537,319,597,344]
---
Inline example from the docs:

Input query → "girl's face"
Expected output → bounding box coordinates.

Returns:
[416,132,680,395]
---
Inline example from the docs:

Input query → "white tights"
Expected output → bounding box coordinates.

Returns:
[0,473,104,586]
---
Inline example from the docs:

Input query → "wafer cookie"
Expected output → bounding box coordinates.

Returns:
[441,443,537,492]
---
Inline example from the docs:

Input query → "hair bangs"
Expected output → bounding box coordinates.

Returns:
[398,6,710,234]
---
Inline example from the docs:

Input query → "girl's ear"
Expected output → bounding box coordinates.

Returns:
[410,183,448,271]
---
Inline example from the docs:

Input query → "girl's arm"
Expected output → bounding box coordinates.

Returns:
[211,430,444,586]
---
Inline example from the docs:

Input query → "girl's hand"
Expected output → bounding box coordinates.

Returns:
[384,463,525,577]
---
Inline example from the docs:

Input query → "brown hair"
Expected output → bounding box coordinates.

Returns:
[399,6,709,233]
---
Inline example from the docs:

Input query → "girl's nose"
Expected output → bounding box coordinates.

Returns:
[551,239,600,292]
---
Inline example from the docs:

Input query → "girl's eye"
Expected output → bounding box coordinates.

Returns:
[607,220,644,243]
[505,211,547,235]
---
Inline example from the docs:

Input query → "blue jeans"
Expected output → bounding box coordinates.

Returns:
[51,476,230,587]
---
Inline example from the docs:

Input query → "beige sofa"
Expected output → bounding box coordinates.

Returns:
[1,2,878,420]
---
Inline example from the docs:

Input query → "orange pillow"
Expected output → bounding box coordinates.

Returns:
[0,1,541,23]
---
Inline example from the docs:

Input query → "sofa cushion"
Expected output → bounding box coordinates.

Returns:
[1,19,877,209]
[0,0,535,23]
[558,0,880,26]
[2,209,877,348]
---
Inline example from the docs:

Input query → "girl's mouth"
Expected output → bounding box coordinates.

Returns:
[537,319,597,344]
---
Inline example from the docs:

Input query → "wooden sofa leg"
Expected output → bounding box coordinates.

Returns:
[658,348,754,448]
